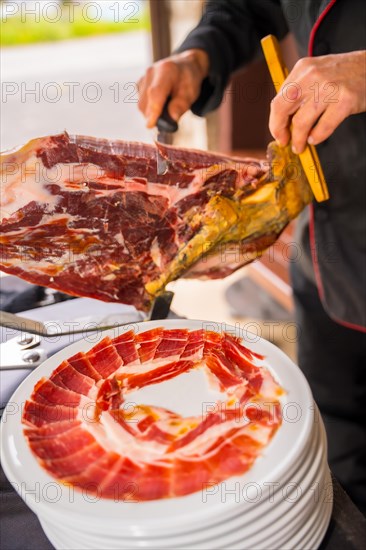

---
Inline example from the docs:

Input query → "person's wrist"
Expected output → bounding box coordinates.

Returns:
[181,49,210,80]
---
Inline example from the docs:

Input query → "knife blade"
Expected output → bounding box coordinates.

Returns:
[149,290,174,321]
[156,97,178,175]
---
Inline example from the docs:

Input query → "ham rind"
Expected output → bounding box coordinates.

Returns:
[0,133,312,311]
[22,328,283,500]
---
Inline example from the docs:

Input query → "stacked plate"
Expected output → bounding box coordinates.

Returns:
[1,319,333,549]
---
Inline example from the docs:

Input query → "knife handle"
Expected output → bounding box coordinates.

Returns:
[157,97,178,133]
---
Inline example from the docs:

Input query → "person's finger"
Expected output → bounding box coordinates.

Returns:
[269,83,302,146]
[137,76,148,115]
[308,103,350,145]
[290,100,324,153]
[269,99,292,146]
[145,63,177,128]
[271,122,291,148]
[167,83,200,121]
[137,66,155,115]
[166,95,191,121]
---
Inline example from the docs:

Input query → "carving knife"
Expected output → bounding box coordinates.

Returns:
[156,97,178,175]
[149,290,174,321]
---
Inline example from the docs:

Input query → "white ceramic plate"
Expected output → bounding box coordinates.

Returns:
[44,416,324,547]
[1,319,315,536]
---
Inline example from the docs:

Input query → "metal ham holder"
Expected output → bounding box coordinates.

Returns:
[0,291,174,371]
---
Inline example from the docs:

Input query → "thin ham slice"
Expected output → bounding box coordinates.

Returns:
[50,361,95,396]
[113,330,140,365]
[86,337,122,378]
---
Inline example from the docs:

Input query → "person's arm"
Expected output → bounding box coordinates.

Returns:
[138,0,288,127]
[269,50,366,153]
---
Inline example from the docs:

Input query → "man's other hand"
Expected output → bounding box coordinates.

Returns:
[269,50,366,153]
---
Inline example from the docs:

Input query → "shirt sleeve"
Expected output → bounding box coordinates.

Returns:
[175,0,289,115]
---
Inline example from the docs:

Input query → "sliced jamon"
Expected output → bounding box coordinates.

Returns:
[24,420,81,440]
[180,329,205,360]
[23,400,78,428]
[31,378,82,407]
[171,458,215,497]
[50,360,95,396]
[68,351,102,381]
[125,360,194,391]
[113,330,140,365]
[224,333,264,360]
[244,401,282,427]
[203,435,257,478]
[31,392,60,407]
[22,327,283,501]
[135,328,163,362]
[205,351,243,390]
[96,377,122,412]
[1,133,312,311]
[114,461,172,501]
[122,406,181,440]
[29,425,95,459]
[108,409,139,436]
[166,413,222,453]
[154,329,189,360]
[203,331,223,354]
[86,337,122,378]
[41,442,105,478]
[222,335,264,392]
[65,452,123,498]
[139,423,178,445]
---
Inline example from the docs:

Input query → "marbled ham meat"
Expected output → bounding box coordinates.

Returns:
[0,133,312,310]
[22,328,283,501]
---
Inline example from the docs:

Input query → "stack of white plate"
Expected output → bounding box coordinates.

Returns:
[1,320,333,549]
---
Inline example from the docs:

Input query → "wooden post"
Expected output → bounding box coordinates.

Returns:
[149,0,172,61]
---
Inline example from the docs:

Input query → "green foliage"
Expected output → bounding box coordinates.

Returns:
[1,7,150,47]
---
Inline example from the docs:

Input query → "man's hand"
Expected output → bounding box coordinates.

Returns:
[269,50,366,153]
[138,49,209,128]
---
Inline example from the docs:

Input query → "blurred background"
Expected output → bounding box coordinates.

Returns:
[1,0,301,358]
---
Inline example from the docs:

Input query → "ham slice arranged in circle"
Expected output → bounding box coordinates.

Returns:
[22,328,283,501]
